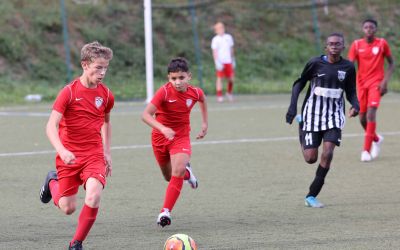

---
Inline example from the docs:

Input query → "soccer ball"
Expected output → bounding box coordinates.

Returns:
[164,234,197,250]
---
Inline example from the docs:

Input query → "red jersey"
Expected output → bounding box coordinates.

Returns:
[53,78,114,156]
[151,82,205,136]
[348,38,392,88]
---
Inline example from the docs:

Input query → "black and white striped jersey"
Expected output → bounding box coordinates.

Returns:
[290,55,359,132]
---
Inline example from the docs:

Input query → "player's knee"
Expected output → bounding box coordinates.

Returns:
[172,167,186,178]
[305,157,318,164]
[60,203,76,215]
[304,154,318,164]
[321,151,334,163]
[85,192,101,207]
[163,175,171,182]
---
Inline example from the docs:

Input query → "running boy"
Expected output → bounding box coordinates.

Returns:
[142,57,208,227]
[39,41,114,250]
[286,33,359,208]
[211,22,235,102]
[348,19,395,162]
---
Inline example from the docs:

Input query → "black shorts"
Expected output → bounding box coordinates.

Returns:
[300,128,342,149]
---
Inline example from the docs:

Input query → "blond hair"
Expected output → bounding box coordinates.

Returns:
[81,41,113,62]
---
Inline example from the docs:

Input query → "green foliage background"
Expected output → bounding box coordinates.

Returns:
[0,0,399,104]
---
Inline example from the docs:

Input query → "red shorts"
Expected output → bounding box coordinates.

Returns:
[152,133,191,166]
[56,152,106,197]
[357,84,381,113]
[216,63,234,78]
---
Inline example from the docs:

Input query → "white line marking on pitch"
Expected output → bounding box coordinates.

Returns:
[1,131,400,158]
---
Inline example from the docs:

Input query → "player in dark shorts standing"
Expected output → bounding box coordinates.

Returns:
[348,19,395,162]
[286,33,359,208]
[39,41,114,249]
[142,57,208,227]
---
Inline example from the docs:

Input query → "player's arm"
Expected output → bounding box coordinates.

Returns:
[379,55,395,96]
[231,41,236,69]
[286,61,313,124]
[347,41,357,63]
[101,113,112,176]
[212,49,223,71]
[345,65,359,117]
[141,103,175,140]
[46,110,76,164]
[196,97,208,140]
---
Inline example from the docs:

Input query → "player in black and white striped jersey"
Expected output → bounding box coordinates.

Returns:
[286,33,359,208]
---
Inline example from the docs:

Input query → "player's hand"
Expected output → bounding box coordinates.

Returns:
[286,106,296,124]
[215,60,223,71]
[196,124,208,139]
[104,153,112,177]
[161,127,175,141]
[59,148,76,165]
[378,80,388,96]
[232,58,236,69]
[348,107,359,117]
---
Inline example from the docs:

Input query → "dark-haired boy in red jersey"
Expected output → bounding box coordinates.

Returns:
[39,41,114,250]
[348,19,395,162]
[142,57,208,227]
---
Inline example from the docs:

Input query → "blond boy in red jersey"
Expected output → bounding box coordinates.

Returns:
[142,57,208,227]
[348,19,395,162]
[39,41,114,250]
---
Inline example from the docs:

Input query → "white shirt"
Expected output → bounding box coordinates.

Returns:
[211,33,234,64]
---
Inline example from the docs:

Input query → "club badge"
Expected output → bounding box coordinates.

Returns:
[337,70,346,82]
[372,46,379,55]
[186,99,193,107]
[95,96,103,108]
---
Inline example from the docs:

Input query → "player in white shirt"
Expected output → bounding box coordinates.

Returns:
[211,22,235,102]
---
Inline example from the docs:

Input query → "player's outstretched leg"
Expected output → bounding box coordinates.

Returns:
[305,165,329,208]
[157,208,171,228]
[185,163,198,189]
[39,170,58,204]
[68,240,83,250]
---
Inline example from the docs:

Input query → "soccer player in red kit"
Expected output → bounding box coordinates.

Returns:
[348,19,395,162]
[142,57,208,227]
[39,41,114,250]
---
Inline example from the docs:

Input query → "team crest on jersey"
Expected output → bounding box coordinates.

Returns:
[95,96,103,108]
[372,46,379,55]
[337,70,346,82]
[186,99,193,107]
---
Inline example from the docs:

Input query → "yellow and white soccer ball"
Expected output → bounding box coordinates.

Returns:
[164,234,197,250]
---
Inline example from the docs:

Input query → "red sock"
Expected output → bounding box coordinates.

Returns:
[217,90,223,97]
[49,180,60,207]
[364,122,376,152]
[162,176,183,212]
[184,169,190,181]
[71,204,98,244]
[227,81,233,94]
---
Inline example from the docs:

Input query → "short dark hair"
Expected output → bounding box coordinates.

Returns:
[167,57,190,73]
[327,32,345,44]
[363,18,378,27]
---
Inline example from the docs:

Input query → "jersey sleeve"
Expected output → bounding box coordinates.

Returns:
[211,37,218,50]
[228,34,234,47]
[347,41,358,61]
[382,39,392,57]
[151,86,167,109]
[197,88,205,102]
[52,86,72,114]
[104,90,115,114]
[288,59,315,111]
